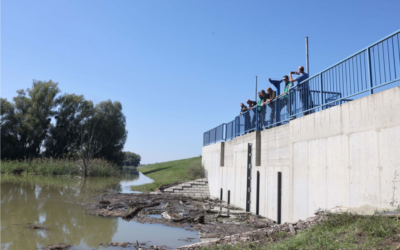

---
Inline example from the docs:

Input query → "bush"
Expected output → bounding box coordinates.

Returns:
[0,158,119,176]
[187,161,206,179]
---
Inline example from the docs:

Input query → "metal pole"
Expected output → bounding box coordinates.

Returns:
[306,37,309,74]
[255,76,258,101]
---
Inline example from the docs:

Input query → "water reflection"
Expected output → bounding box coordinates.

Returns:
[1,171,198,250]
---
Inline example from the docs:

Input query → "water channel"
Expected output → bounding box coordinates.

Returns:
[0,170,199,250]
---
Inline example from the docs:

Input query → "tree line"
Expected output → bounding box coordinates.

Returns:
[1,80,139,169]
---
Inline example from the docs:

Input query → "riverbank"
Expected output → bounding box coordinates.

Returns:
[80,192,400,249]
[132,156,203,192]
[188,212,400,249]
[80,192,274,240]
[0,158,119,176]
[1,170,201,249]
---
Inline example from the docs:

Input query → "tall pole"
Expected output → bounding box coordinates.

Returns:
[306,37,309,74]
[255,76,257,101]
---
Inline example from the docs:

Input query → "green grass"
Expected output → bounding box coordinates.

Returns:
[131,156,202,192]
[202,213,400,250]
[0,158,119,176]
[0,173,121,192]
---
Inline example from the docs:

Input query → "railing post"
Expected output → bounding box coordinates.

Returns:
[288,88,292,119]
[275,99,280,125]
[320,74,324,110]
[256,106,259,131]
[224,123,227,141]
[367,48,374,95]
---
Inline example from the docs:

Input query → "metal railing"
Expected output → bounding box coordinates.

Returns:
[203,30,400,146]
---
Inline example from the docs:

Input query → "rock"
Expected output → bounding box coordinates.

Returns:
[45,243,71,250]
[27,225,47,230]
[289,224,296,234]
[162,211,172,220]
[12,168,24,174]
[99,200,111,205]
[118,242,128,247]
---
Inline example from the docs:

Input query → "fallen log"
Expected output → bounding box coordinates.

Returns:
[123,202,160,219]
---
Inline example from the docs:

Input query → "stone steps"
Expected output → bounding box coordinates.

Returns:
[160,178,210,198]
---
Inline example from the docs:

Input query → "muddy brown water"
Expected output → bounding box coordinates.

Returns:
[0,170,199,250]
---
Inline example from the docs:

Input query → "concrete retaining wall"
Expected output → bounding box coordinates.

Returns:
[202,86,400,223]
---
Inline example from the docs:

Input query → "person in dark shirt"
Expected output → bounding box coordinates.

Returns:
[246,99,257,108]
[290,66,313,115]
[240,103,248,115]
[260,87,277,124]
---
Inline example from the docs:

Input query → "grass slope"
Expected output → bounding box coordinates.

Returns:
[132,156,202,192]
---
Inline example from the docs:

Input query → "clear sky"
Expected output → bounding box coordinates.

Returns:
[1,0,399,164]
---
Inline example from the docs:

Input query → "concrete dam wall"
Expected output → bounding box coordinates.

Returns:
[202,86,400,223]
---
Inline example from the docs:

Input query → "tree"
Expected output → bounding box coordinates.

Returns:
[77,100,127,176]
[44,94,93,158]
[123,152,141,167]
[1,98,19,159]
[1,80,60,159]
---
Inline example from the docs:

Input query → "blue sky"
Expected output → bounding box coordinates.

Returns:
[1,0,399,164]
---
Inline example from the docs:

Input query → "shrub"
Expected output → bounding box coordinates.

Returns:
[187,161,206,179]
[0,157,118,176]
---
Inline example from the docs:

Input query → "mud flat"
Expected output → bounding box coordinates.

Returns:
[79,193,276,242]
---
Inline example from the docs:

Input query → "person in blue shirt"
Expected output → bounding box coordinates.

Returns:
[290,66,314,115]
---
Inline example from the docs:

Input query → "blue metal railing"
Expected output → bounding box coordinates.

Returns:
[203,30,400,146]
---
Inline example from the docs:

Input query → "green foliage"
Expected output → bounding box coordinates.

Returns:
[1,80,128,171]
[1,80,60,159]
[123,151,141,167]
[201,213,400,250]
[132,156,202,192]
[43,94,93,158]
[187,161,206,179]
[0,158,119,176]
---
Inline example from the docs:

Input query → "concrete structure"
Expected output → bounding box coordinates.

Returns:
[152,178,210,198]
[202,86,400,223]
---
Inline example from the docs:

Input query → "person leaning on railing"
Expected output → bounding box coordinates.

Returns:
[261,87,277,124]
[276,75,293,112]
[240,103,248,115]
[244,99,257,131]
[246,99,257,109]
[290,66,313,115]
[256,90,268,127]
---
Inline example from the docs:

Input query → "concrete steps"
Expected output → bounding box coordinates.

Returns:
[157,178,210,198]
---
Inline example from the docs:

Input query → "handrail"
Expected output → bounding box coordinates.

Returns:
[203,30,400,147]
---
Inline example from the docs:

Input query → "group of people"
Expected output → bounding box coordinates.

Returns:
[239,66,312,128]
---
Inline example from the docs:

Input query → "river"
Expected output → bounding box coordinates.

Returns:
[0,170,199,250]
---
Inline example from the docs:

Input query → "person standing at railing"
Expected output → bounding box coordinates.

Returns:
[276,75,293,113]
[257,90,268,128]
[245,99,257,132]
[290,66,313,115]
[261,87,277,125]
[240,103,251,132]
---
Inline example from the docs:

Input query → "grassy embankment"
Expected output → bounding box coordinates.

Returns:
[202,212,400,250]
[131,156,203,192]
[1,158,119,176]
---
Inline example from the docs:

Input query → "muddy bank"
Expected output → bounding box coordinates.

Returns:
[177,214,324,249]
[79,193,274,241]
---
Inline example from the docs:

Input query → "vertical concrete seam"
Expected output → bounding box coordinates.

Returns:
[348,134,351,206]
[306,140,309,217]
[376,129,381,207]
[326,138,328,210]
